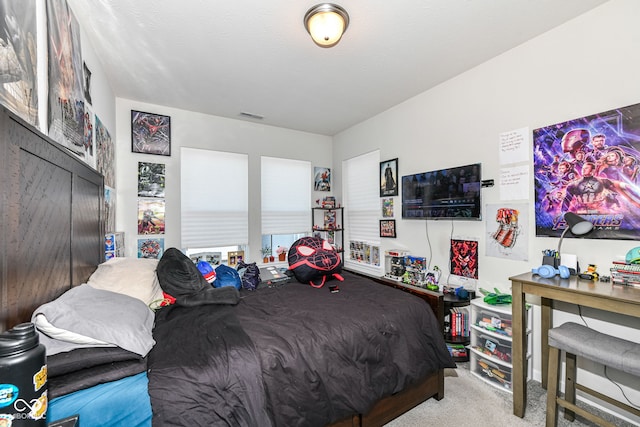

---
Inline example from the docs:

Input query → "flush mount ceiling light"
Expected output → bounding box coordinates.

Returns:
[304,3,349,48]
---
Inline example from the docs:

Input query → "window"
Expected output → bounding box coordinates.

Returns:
[343,150,381,270]
[261,156,311,256]
[181,148,248,251]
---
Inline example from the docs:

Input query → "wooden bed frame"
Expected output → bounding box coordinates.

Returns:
[0,105,104,331]
[329,273,446,427]
[0,105,445,426]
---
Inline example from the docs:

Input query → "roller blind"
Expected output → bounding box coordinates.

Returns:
[181,147,248,248]
[343,150,380,243]
[261,156,311,234]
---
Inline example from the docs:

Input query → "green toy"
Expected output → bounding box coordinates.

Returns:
[479,287,512,305]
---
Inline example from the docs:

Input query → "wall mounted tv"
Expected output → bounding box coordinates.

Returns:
[401,163,482,220]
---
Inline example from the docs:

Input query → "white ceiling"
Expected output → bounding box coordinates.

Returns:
[67,0,609,136]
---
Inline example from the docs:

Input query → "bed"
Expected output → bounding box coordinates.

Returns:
[0,105,455,426]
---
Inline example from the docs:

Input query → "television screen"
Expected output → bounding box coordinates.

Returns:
[401,163,482,220]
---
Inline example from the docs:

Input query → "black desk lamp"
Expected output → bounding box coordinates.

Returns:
[557,212,594,266]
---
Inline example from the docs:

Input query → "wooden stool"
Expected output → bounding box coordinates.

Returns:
[546,322,640,427]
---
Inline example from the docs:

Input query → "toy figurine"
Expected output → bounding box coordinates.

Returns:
[425,266,441,291]
[579,264,599,281]
[479,287,512,305]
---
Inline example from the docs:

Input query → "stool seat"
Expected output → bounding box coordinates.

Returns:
[546,322,640,427]
[548,322,640,377]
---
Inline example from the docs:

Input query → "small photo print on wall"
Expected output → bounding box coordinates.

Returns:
[131,110,171,156]
[96,115,115,188]
[379,220,396,238]
[314,167,331,191]
[138,238,164,259]
[381,198,394,218]
[138,162,166,198]
[380,158,398,197]
[138,199,166,234]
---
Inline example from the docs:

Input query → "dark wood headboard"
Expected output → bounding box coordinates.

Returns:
[0,106,104,331]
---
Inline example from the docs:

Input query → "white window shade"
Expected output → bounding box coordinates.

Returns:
[343,150,380,243]
[261,156,311,234]
[181,148,248,248]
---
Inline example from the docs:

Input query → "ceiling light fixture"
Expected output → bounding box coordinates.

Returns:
[304,3,349,48]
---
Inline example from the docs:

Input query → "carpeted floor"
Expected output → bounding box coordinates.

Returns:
[384,365,637,426]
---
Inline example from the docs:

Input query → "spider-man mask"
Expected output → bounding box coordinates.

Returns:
[288,236,343,288]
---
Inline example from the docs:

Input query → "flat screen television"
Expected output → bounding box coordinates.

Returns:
[401,163,482,220]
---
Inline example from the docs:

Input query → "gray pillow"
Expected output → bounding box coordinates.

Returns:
[32,284,155,356]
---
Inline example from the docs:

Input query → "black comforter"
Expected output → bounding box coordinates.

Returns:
[147,271,454,426]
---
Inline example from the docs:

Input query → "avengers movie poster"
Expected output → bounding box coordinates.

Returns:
[534,103,640,240]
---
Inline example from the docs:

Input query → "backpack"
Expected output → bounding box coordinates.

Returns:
[213,264,242,290]
[236,261,260,291]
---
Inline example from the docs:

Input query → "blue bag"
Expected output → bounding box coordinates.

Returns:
[213,264,242,290]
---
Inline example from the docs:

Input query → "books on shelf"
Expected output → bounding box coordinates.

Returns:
[447,343,468,359]
[449,306,470,338]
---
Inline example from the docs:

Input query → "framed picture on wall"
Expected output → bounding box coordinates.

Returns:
[314,167,331,191]
[380,158,398,197]
[380,219,396,238]
[131,110,171,156]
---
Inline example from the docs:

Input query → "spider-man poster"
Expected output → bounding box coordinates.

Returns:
[450,239,478,279]
[533,103,640,240]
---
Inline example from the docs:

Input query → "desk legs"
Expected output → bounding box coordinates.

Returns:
[541,297,552,390]
[512,280,527,418]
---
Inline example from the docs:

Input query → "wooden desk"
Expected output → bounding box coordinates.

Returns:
[510,272,640,418]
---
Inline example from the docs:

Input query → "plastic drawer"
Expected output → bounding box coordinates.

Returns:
[471,331,512,365]
[472,353,512,391]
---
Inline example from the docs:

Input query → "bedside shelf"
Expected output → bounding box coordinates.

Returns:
[312,207,343,253]
[444,292,475,362]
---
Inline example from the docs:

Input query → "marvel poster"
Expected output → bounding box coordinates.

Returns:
[47,0,85,154]
[450,239,478,279]
[533,103,640,240]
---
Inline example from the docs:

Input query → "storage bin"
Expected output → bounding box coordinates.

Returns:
[469,297,531,395]
[472,354,512,390]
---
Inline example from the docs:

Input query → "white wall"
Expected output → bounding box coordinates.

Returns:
[333,0,640,422]
[68,0,115,136]
[114,99,332,261]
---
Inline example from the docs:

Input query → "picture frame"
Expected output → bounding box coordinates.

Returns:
[314,167,331,191]
[379,219,396,238]
[381,197,394,218]
[131,110,171,156]
[380,158,398,197]
[138,162,166,198]
[227,250,244,267]
[137,238,164,259]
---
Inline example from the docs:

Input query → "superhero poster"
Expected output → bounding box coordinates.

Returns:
[450,239,478,279]
[533,103,640,240]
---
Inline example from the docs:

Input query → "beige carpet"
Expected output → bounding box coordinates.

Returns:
[384,365,636,427]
